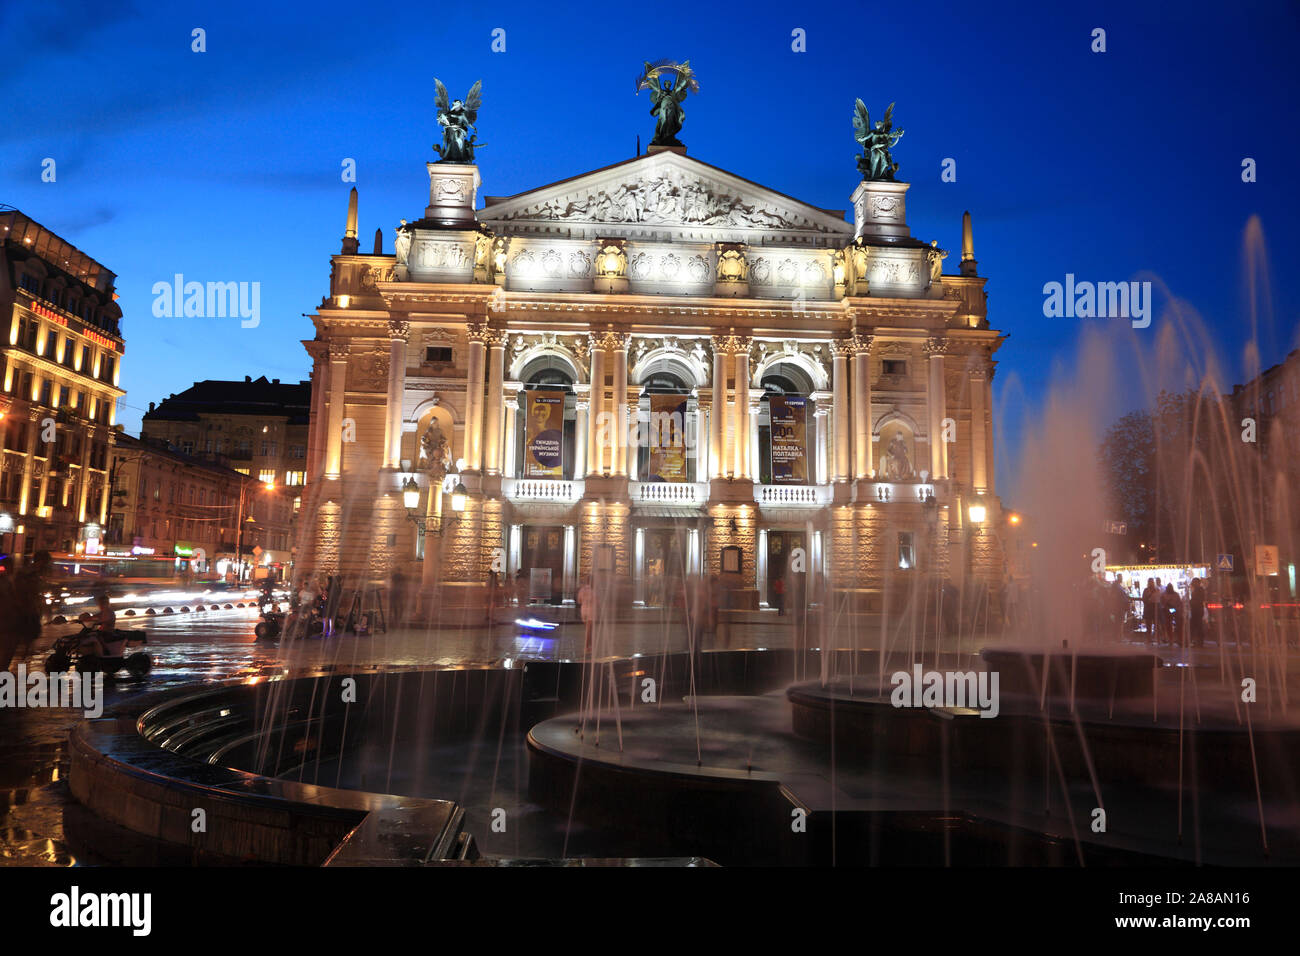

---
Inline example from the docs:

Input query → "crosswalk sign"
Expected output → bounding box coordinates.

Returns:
[1216,553,1233,572]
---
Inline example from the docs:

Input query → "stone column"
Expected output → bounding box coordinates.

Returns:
[463,325,488,472]
[97,447,111,524]
[925,337,948,480]
[748,391,761,482]
[853,333,873,479]
[325,342,349,479]
[709,338,728,479]
[587,337,606,476]
[693,400,707,483]
[503,391,520,479]
[563,525,577,602]
[970,368,988,494]
[610,332,629,477]
[732,337,752,480]
[830,339,852,483]
[76,428,93,522]
[625,400,639,480]
[814,407,830,485]
[483,330,507,475]
[574,395,589,480]
[383,319,410,469]
[304,343,328,485]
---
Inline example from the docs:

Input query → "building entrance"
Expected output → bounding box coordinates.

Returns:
[521,525,565,604]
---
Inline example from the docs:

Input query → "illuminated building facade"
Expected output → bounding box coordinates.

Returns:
[0,207,124,558]
[298,144,1005,619]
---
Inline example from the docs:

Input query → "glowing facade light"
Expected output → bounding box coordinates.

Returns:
[402,475,420,511]
[968,503,987,525]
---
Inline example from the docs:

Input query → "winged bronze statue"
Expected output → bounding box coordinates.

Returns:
[434,79,483,163]
[636,60,698,148]
[853,99,904,181]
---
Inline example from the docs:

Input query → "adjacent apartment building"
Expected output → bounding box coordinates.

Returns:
[0,207,124,557]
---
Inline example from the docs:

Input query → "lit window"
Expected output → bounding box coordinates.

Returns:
[259,469,276,485]
[898,532,916,570]
[285,471,305,486]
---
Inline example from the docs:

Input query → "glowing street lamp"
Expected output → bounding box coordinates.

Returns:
[968,501,987,525]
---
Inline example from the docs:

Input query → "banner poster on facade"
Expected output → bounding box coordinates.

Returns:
[524,390,565,478]
[768,395,808,484]
[646,394,689,483]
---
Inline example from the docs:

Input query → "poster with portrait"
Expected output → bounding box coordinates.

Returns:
[768,395,808,484]
[645,394,689,483]
[524,390,566,478]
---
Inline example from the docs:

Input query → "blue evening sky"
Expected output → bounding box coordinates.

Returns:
[3,0,1297,499]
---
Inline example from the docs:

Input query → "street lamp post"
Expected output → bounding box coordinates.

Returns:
[402,472,467,535]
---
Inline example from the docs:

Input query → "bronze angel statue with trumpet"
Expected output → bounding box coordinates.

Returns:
[853,100,904,182]
[434,78,483,164]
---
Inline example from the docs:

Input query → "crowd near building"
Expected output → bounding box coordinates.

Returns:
[296,140,1007,619]
[0,207,123,558]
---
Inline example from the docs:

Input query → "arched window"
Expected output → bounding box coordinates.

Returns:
[516,367,577,479]
[637,368,694,482]
[758,362,817,485]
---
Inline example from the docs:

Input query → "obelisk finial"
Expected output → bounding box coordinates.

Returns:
[342,187,359,254]
[960,210,978,276]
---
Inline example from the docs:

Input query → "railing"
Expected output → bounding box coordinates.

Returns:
[502,478,583,502]
[755,483,833,506]
[862,482,938,504]
[630,481,707,504]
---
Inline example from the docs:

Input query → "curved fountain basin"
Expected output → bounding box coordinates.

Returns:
[69,648,1300,866]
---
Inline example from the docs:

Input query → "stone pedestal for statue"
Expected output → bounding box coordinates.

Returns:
[851,180,911,241]
[426,163,481,228]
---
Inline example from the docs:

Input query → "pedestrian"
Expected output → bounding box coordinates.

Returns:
[7,551,51,668]
[1142,578,1157,641]
[1189,577,1206,648]
[389,567,407,627]
[0,555,19,670]
[772,575,786,615]
[318,575,335,638]
[1161,583,1180,646]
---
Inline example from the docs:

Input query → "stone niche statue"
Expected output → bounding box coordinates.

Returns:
[637,60,698,148]
[882,428,915,481]
[421,419,451,482]
[434,79,483,164]
[853,100,904,182]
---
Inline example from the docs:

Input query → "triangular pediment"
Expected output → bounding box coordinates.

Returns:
[479,151,853,245]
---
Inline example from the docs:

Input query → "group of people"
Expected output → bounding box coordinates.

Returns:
[1140,576,1207,647]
